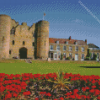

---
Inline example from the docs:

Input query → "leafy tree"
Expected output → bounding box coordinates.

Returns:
[86,49,91,60]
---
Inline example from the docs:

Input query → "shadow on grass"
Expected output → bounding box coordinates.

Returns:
[80,66,100,68]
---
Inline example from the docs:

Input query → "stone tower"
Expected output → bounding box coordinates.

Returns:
[0,15,11,59]
[36,20,49,59]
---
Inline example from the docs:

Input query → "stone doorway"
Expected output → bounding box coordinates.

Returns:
[19,47,27,59]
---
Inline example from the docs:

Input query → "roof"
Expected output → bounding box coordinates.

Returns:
[49,38,87,45]
[88,43,99,48]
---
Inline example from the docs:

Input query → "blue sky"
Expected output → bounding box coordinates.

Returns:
[0,0,100,47]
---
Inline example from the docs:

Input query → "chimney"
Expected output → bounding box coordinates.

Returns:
[85,39,87,43]
[69,36,71,40]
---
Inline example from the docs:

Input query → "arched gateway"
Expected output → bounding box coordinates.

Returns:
[19,47,27,59]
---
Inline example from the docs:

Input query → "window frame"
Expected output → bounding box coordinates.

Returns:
[63,46,66,51]
[50,45,53,50]
[69,46,72,51]
[56,45,60,51]
[81,47,84,52]
[75,46,78,51]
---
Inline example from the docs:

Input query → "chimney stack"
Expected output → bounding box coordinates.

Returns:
[69,36,71,40]
[85,39,87,43]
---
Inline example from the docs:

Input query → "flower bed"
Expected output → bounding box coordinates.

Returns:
[0,70,100,100]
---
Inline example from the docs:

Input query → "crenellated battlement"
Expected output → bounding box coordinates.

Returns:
[0,14,49,59]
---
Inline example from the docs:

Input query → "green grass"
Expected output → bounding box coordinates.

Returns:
[0,59,100,76]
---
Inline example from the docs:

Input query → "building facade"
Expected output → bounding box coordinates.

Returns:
[88,43,100,61]
[0,14,88,61]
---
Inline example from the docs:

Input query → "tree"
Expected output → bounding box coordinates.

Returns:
[86,49,91,60]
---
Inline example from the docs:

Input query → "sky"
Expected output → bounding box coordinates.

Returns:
[0,0,100,47]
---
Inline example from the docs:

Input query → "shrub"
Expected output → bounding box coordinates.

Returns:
[66,57,71,60]
[85,57,90,60]
[93,53,97,60]
[61,53,63,60]
[85,49,91,60]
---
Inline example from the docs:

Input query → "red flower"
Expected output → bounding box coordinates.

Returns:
[73,89,79,94]
[94,89,100,96]
[69,95,75,99]
[82,87,86,92]
[81,95,86,99]
[89,89,95,93]
[97,96,100,100]
[35,97,39,100]
[86,95,91,99]
[59,97,64,100]
[23,91,31,96]
[46,92,51,96]
[12,92,18,98]
[91,85,96,89]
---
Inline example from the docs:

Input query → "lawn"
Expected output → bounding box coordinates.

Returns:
[0,59,100,76]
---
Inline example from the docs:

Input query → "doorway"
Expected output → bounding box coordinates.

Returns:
[19,47,27,59]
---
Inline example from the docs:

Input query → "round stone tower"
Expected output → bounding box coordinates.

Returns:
[36,20,49,59]
[0,15,11,59]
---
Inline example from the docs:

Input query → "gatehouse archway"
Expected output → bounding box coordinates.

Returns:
[19,47,27,59]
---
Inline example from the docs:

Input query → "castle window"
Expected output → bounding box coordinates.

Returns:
[63,46,66,51]
[10,27,15,35]
[32,42,35,46]
[9,50,11,54]
[69,46,72,51]
[12,40,15,45]
[23,41,25,45]
[75,46,78,51]
[57,45,60,51]
[50,45,53,50]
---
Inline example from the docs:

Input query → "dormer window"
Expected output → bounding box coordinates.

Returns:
[65,41,68,44]
[75,41,77,45]
[56,41,59,44]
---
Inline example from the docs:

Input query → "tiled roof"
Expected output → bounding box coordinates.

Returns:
[88,43,99,48]
[49,38,87,45]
